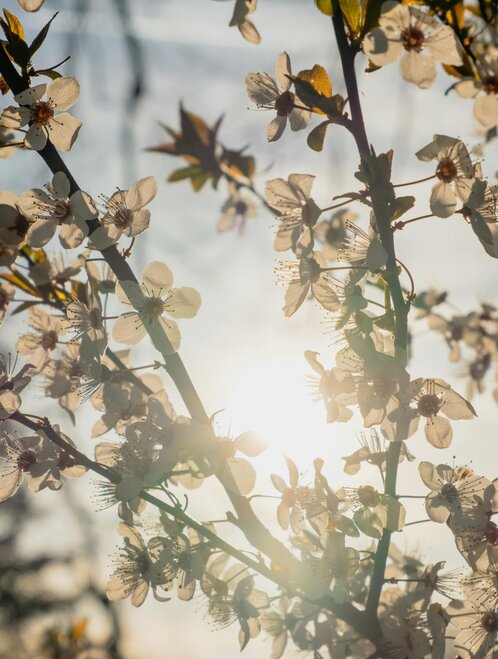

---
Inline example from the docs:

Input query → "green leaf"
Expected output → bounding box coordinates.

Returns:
[307,121,329,152]
[39,69,61,81]
[360,0,384,36]
[28,12,59,59]
[168,164,204,183]
[314,0,333,15]
[389,195,415,221]
[339,0,361,34]
[12,300,38,315]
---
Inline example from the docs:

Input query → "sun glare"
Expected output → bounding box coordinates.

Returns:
[223,358,341,469]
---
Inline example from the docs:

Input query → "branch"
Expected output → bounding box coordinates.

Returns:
[330,0,409,629]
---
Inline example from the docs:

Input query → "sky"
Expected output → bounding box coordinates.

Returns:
[1,0,498,657]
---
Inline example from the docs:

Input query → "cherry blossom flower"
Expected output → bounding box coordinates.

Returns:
[456,49,498,129]
[245,52,311,142]
[265,174,321,254]
[270,457,331,533]
[0,355,32,419]
[91,177,156,248]
[106,523,172,607]
[0,433,58,501]
[218,183,256,233]
[0,190,32,247]
[305,350,356,423]
[382,377,476,447]
[276,251,341,317]
[112,261,201,352]
[19,172,97,249]
[313,208,350,261]
[2,78,81,151]
[415,135,477,218]
[461,181,498,258]
[44,342,103,412]
[18,0,44,10]
[16,307,69,372]
[228,0,260,45]
[338,219,388,272]
[451,506,498,573]
[447,592,498,658]
[419,461,490,523]
[202,559,269,650]
[66,280,107,362]
[342,428,414,475]
[216,432,266,496]
[363,3,462,89]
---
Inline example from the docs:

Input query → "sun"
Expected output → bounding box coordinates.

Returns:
[222,357,344,471]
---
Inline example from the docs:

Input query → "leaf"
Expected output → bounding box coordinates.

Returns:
[2,9,25,42]
[314,0,333,15]
[38,68,62,81]
[0,271,39,297]
[389,196,415,221]
[2,10,29,69]
[307,121,329,151]
[11,300,38,315]
[28,12,59,59]
[339,0,361,35]
[360,0,384,37]
[297,64,332,98]
[168,164,205,183]
[292,77,345,118]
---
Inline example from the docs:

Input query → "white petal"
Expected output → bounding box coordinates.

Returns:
[275,52,291,90]
[112,313,146,344]
[141,261,173,297]
[400,51,436,89]
[425,416,452,448]
[17,0,44,11]
[48,77,80,111]
[25,123,47,151]
[474,94,498,129]
[289,107,311,131]
[245,72,278,105]
[164,287,201,319]
[363,28,403,66]
[425,25,462,66]
[158,316,181,351]
[125,176,157,211]
[430,181,456,218]
[48,112,82,151]
[15,84,46,106]
[455,79,480,98]
[52,171,71,198]
[115,279,143,307]
[238,19,260,45]
[26,219,57,247]
[267,115,287,142]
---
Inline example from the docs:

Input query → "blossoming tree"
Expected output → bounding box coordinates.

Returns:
[1,0,498,656]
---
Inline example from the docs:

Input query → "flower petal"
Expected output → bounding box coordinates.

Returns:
[125,176,157,211]
[163,287,201,319]
[48,77,80,111]
[141,261,173,297]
